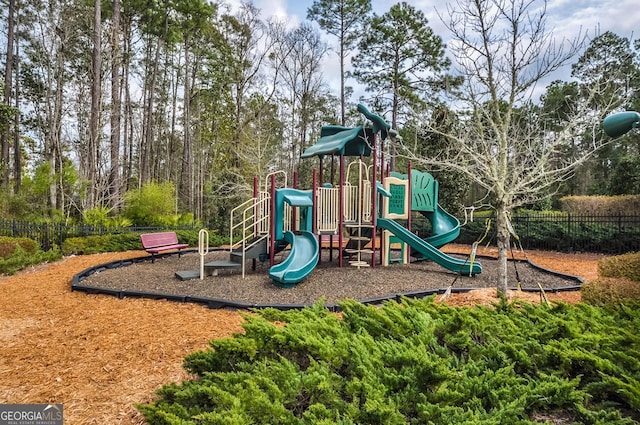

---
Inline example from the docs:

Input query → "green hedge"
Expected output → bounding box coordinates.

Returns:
[0,235,38,257]
[0,236,62,275]
[139,298,640,424]
[582,252,640,306]
[559,195,640,215]
[598,252,640,282]
[61,229,229,255]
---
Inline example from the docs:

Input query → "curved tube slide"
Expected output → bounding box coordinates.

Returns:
[269,231,320,287]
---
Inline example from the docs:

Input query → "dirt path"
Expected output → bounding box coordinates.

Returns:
[0,248,603,424]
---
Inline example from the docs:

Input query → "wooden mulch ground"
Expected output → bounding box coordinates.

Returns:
[0,246,604,424]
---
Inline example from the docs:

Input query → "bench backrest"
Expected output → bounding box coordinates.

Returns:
[140,232,179,249]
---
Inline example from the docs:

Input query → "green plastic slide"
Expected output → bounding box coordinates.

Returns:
[377,217,482,275]
[269,230,320,287]
[422,204,461,248]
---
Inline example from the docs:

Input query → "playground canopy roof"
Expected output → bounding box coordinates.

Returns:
[300,104,391,159]
[301,126,374,159]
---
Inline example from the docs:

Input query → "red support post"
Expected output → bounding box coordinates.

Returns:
[407,161,412,264]
[371,138,377,268]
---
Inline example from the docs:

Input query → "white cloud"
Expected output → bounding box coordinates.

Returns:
[224,0,300,27]
[224,0,639,104]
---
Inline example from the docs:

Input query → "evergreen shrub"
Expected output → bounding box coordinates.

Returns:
[62,233,144,255]
[582,252,640,306]
[559,195,640,215]
[598,252,640,282]
[582,277,640,306]
[61,229,227,255]
[139,298,640,424]
[0,236,62,275]
[0,236,37,258]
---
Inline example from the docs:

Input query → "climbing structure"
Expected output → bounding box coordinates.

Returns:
[208,104,481,287]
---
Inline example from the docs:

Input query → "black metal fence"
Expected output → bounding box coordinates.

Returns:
[2,213,640,255]
[457,213,640,254]
[0,220,195,251]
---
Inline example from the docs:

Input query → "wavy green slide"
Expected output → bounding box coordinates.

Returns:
[378,217,482,275]
[269,230,319,287]
[423,204,461,248]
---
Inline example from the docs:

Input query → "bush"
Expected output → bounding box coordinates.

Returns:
[139,298,640,424]
[559,195,640,215]
[598,252,640,282]
[0,237,62,275]
[582,252,640,306]
[0,236,38,258]
[582,277,640,306]
[123,182,181,226]
[61,229,227,255]
[62,233,144,255]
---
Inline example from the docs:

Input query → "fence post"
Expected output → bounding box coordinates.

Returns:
[59,222,64,250]
[567,212,572,252]
[618,213,622,233]
[525,214,530,250]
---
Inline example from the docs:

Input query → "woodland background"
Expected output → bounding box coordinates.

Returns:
[1,0,639,232]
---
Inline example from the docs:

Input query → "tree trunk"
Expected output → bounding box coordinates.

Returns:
[13,25,21,195]
[49,26,67,214]
[2,0,16,187]
[110,0,122,211]
[339,33,345,126]
[141,16,165,185]
[122,21,133,192]
[180,41,193,211]
[169,54,180,182]
[495,207,511,296]
[88,0,102,209]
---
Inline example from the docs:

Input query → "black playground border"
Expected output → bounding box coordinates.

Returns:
[71,250,584,312]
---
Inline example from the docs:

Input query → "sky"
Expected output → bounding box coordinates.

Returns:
[225,0,640,102]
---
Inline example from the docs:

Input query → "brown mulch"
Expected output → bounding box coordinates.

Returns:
[0,246,604,424]
[82,246,589,306]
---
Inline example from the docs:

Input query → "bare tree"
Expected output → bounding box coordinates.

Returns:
[2,0,17,188]
[274,22,329,173]
[87,0,102,209]
[109,0,122,212]
[402,0,618,294]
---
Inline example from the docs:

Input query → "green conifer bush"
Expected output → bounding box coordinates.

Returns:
[598,252,640,282]
[0,236,61,274]
[139,299,640,424]
[582,252,640,305]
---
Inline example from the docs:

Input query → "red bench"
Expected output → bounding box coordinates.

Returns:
[140,232,189,262]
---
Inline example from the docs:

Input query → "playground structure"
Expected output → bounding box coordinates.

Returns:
[178,104,482,287]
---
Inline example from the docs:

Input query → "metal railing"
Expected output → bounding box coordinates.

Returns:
[0,220,195,251]
[3,212,639,255]
[454,212,640,254]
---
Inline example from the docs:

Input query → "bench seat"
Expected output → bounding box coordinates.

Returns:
[144,244,189,254]
[140,232,190,262]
